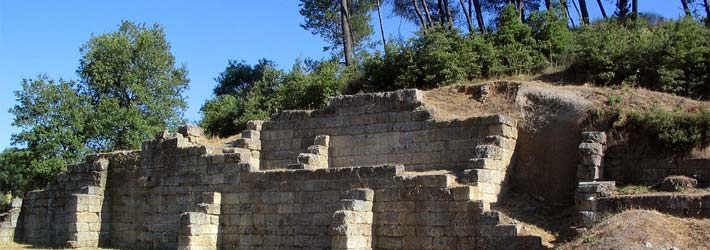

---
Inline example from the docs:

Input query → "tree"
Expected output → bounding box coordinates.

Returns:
[0,148,32,194]
[8,76,90,192]
[681,0,692,17]
[596,0,608,18]
[579,0,590,24]
[473,0,486,33]
[614,0,631,18]
[78,21,189,151]
[703,0,710,26]
[213,59,275,96]
[299,0,374,66]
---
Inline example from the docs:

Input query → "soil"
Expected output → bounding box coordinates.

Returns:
[558,210,710,250]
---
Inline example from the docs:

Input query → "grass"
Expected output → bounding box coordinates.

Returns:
[558,210,710,250]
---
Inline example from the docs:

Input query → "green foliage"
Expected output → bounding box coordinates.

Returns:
[0,148,32,194]
[4,21,188,193]
[361,27,496,91]
[299,0,373,53]
[200,59,346,137]
[8,76,90,193]
[78,20,189,151]
[626,108,710,153]
[213,59,275,96]
[571,17,710,98]
[199,95,244,137]
[527,6,575,64]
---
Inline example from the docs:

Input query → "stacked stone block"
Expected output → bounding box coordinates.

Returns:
[578,132,606,182]
[464,116,518,203]
[575,181,616,228]
[293,135,330,170]
[330,188,374,250]
[0,198,22,244]
[8,90,546,250]
[258,89,513,171]
[178,192,221,250]
[232,120,263,167]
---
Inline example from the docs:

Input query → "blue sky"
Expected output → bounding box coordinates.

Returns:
[0,1,689,150]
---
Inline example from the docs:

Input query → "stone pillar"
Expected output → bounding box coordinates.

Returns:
[578,132,607,182]
[576,181,616,228]
[465,115,518,203]
[292,135,330,170]
[0,198,22,244]
[330,188,374,250]
[178,192,221,250]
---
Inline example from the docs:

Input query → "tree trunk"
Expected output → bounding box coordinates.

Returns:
[704,0,710,27]
[632,0,638,16]
[340,0,354,66]
[459,0,474,32]
[443,0,454,25]
[413,0,428,29]
[681,0,692,17]
[437,0,445,23]
[578,0,590,25]
[376,0,386,48]
[561,0,576,26]
[472,0,486,33]
[422,0,434,26]
[545,0,552,10]
[597,0,608,18]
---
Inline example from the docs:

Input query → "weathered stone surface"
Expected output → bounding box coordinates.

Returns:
[6,89,547,250]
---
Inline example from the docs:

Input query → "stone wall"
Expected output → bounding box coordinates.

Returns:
[8,89,540,249]
[257,89,516,172]
[604,136,710,187]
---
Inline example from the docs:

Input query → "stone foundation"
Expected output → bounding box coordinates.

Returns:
[4,89,542,249]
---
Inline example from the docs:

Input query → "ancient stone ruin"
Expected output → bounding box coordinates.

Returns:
[0,85,708,249]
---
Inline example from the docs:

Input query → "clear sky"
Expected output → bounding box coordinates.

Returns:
[0,1,689,150]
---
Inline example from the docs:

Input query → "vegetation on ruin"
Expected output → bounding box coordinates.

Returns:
[1,21,188,194]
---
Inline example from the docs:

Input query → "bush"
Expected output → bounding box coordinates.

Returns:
[626,108,710,153]
[571,17,710,99]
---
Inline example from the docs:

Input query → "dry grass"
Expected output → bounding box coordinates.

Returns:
[558,210,710,250]
[424,80,707,121]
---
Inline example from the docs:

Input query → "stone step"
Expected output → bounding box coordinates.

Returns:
[240,130,260,140]
[232,138,261,150]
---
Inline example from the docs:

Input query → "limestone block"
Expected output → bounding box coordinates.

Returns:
[181,212,211,225]
[577,181,616,196]
[582,131,607,144]
[488,124,518,139]
[200,192,221,205]
[343,188,374,201]
[480,224,520,237]
[246,120,264,131]
[579,142,604,156]
[233,139,261,150]
[308,145,329,156]
[297,153,327,167]
[339,199,373,212]
[196,204,220,215]
[241,130,260,140]
[179,125,205,138]
[332,211,374,225]
[314,135,331,147]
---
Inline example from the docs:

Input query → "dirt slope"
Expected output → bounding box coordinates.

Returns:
[558,210,710,250]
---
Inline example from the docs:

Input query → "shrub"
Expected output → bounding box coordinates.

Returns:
[571,17,710,99]
[626,108,710,153]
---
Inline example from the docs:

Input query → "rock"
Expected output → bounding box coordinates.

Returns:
[656,175,698,192]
